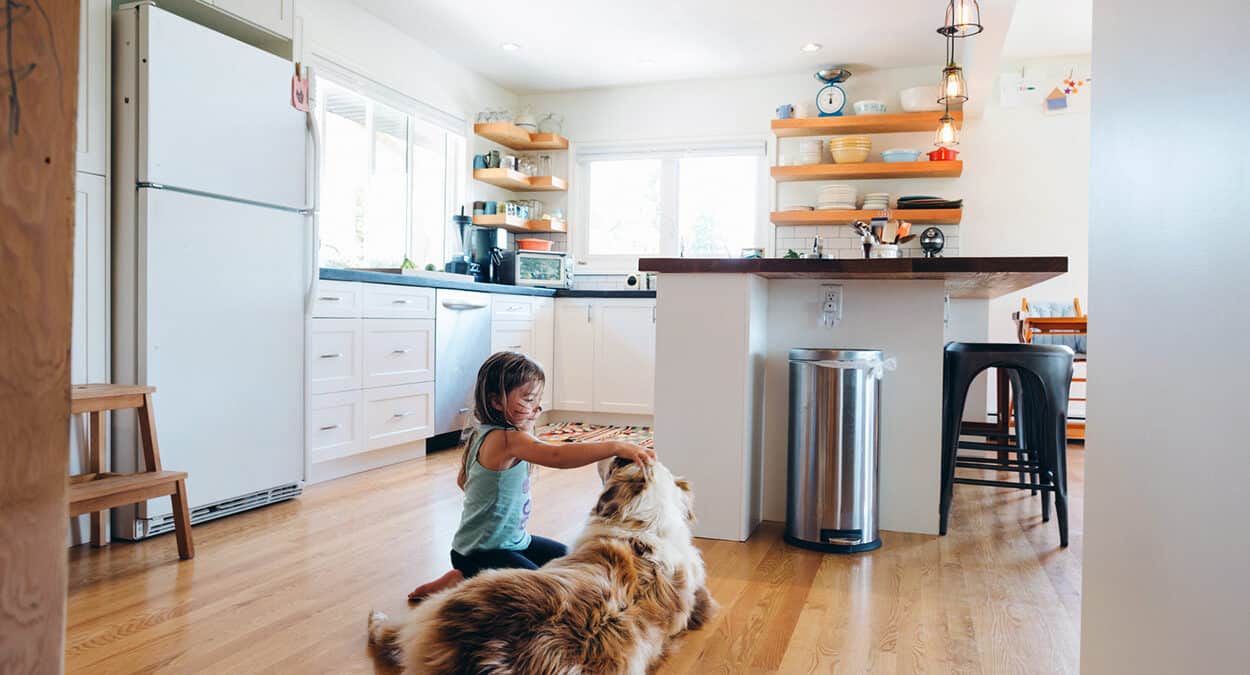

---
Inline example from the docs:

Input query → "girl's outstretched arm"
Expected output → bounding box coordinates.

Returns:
[502,430,655,469]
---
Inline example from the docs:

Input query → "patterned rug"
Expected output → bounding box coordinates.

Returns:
[537,422,654,449]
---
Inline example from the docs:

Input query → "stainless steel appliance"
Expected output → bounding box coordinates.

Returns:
[435,289,493,434]
[497,250,574,289]
[785,349,884,553]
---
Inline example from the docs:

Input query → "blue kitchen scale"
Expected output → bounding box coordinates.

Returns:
[815,66,852,117]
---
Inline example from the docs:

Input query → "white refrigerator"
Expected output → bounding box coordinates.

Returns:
[111,3,312,539]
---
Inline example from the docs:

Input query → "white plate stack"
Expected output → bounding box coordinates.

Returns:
[861,192,890,211]
[816,184,858,210]
[797,139,823,165]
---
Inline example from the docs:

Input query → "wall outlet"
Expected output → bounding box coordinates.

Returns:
[821,284,843,319]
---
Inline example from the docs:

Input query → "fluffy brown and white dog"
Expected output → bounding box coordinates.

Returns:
[367,458,714,674]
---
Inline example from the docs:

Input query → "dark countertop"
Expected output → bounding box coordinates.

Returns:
[320,268,556,297]
[554,290,657,298]
[636,257,1067,299]
[320,269,657,299]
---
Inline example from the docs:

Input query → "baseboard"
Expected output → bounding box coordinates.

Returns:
[308,440,427,484]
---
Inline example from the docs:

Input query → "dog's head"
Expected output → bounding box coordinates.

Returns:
[593,457,694,532]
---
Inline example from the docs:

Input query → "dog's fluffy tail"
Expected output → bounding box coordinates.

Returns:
[368,610,404,667]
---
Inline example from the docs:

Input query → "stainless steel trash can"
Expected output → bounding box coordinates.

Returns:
[785,348,885,553]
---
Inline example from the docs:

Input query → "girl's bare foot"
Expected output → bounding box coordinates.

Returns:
[407,569,464,602]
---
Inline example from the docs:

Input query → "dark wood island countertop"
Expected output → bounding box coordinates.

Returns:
[637,256,1067,299]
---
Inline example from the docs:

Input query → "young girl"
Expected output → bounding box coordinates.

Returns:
[408,351,656,601]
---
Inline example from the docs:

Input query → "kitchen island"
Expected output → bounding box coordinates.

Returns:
[637,256,1067,540]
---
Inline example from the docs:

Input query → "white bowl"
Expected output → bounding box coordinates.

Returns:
[900,86,943,112]
[853,100,887,115]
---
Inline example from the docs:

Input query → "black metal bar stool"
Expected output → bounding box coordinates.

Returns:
[939,342,1075,546]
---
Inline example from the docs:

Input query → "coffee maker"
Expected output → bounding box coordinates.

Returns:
[469,226,507,283]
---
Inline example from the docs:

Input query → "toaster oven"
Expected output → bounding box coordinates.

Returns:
[497,250,574,289]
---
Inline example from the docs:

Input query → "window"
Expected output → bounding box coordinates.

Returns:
[578,143,765,270]
[316,75,464,270]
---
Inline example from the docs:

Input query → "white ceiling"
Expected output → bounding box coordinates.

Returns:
[352,0,1091,94]
[1001,0,1092,61]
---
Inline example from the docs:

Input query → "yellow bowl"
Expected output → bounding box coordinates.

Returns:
[832,148,871,163]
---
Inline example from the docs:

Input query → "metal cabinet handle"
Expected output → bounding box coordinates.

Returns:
[586,304,591,322]
[319,424,339,431]
[506,344,523,350]
[652,306,656,323]
[391,411,414,419]
[318,296,341,301]
[442,301,489,310]
[392,299,411,304]
[458,407,472,413]
[319,353,342,359]
[391,348,411,354]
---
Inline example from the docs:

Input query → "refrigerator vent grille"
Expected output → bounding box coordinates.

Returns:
[146,483,303,536]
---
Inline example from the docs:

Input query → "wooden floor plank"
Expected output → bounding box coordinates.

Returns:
[66,447,1084,674]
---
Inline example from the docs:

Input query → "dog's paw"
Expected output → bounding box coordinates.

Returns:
[368,610,389,636]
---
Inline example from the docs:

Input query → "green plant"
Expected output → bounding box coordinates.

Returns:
[400,256,416,270]
[783,248,800,259]
[424,263,437,271]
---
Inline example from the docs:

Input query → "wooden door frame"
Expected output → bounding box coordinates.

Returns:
[0,1,81,671]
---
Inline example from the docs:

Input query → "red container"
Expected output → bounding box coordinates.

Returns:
[928,147,960,161]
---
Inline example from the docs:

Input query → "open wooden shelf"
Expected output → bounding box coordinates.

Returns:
[771,208,962,226]
[771,160,962,182]
[473,169,568,192]
[472,214,568,233]
[771,111,962,137]
[473,122,569,150]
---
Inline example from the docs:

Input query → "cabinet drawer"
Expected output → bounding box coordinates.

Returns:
[312,281,362,318]
[364,382,435,451]
[363,284,435,319]
[308,319,362,394]
[307,390,363,463]
[492,321,535,360]
[363,319,435,388]
[493,296,535,321]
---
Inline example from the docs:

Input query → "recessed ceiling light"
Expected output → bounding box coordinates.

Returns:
[801,42,823,53]
[500,42,520,52]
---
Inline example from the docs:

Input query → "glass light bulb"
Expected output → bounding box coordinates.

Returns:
[939,64,968,104]
[935,115,959,146]
[940,0,983,38]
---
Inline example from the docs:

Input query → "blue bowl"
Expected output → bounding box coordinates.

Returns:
[881,149,922,163]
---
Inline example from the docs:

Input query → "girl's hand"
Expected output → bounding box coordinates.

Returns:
[615,443,657,466]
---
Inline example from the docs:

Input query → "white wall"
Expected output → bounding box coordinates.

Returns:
[523,59,1089,414]
[1081,1,1250,672]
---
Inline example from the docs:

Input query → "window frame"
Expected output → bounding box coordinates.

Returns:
[573,138,769,273]
[309,59,466,270]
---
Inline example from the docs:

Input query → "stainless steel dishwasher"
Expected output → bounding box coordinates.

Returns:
[435,289,493,435]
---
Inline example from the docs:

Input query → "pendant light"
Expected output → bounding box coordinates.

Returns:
[938,0,983,38]
[938,35,968,104]
[934,110,959,146]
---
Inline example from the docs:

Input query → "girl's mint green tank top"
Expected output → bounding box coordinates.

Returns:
[451,425,533,554]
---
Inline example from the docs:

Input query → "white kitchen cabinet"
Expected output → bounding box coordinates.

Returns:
[594,301,657,414]
[364,382,435,451]
[363,318,435,388]
[212,0,292,39]
[491,296,556,412]
[554,298,656,415]
[307,389,364,464]
[554,299,597,412]
[77,0,108,175]
[533,298,555,411]
[312,280,363,318]
[308,318,363,394]
[492,320,535,355]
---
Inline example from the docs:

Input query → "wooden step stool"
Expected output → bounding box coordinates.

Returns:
[70,384,194,560]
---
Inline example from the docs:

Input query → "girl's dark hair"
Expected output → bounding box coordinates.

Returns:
[473,351,546,429]
[461,351,546,478]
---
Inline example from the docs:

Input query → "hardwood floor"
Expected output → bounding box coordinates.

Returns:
[66,447,1082,673]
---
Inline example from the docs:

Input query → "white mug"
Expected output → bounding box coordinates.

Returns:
[794,102,814,118]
